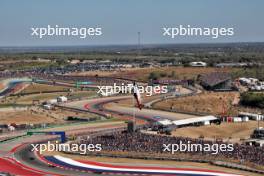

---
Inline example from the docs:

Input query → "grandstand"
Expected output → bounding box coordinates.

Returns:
[198,72,232,91]
[78,131,264,167]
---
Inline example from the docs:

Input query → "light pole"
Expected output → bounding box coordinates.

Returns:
[137,32,141,57]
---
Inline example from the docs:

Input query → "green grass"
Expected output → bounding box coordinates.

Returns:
[29,118,122,131]
[0,103,28,108]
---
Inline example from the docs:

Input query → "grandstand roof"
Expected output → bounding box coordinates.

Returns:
[156,119,173,126]
[172,116,217,126]
[199,72,231,87]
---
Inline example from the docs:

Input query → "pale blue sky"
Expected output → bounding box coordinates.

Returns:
[0,0,263,46]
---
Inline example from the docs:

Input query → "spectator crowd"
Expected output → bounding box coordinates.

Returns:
[80,131,264,166]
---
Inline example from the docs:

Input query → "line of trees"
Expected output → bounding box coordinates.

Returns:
[148,71,176,80]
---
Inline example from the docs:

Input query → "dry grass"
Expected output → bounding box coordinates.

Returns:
[0,109,56,124]
[154,91,262,116]
[5,93,67,105]
[21,83,69,93]
[154,92,241,116]
[52,108,101,120]
[2,91,96,105]
[69,70,121,77]
[112,67,235,81]
[69,67,236,82]
[117,86,192,107]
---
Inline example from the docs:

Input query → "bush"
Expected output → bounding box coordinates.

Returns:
[240,92,264,108]
[160,72,167,77]
[148,71,160,80]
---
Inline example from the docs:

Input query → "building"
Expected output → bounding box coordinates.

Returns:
[244,127,264,147]
[57,96,68,103]
[251,127,264,139]
[69,59,81,64]
[172,116,218,127]
[189,61,207,67]
[239,112,264,121]
[198,72,232,91]
[244,139,264,147]
[215,62,248,68]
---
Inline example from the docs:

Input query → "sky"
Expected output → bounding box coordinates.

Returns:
[0,0,264,46]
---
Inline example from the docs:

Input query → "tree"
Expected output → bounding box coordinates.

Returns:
[240,92,264,108]
[170,71,176,78]
[148,72,159,80]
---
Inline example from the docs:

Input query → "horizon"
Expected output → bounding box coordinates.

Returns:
[1,0,264,46]
[0,42,263,54]
[1,41,264,48]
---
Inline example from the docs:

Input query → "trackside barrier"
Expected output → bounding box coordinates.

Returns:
[0,134,27,143]
[27,131,66,143]
[212,161,264,174]
[10,90,69,96]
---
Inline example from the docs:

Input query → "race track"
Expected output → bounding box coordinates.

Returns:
[0,82,247,176]
[64,95,199,122]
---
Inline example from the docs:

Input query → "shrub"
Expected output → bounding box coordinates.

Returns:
[240,92,264,108]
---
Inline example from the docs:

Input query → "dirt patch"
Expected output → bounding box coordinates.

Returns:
[0,83,5,91]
